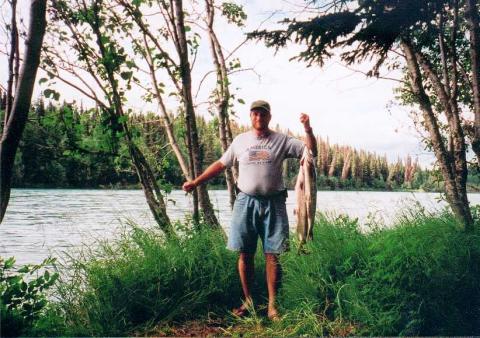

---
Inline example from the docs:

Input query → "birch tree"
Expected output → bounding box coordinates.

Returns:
[204,0,245,208]
[0,0,47,223]
[48,0,173,236]
[114,0,221,227]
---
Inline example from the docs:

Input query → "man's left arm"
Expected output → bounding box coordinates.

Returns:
[300,113,318,157]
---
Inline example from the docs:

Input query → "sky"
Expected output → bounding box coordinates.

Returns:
[220,0,432,167]
[0,0,435,167]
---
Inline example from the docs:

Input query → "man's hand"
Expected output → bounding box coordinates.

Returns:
[181,161,226,193]
[300,113,312,132]
[182,180,196,192]
[300,112,317,156]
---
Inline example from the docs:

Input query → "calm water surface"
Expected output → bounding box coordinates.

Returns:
[2,189,479,265]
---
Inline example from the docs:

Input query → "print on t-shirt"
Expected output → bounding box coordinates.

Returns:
[248,145,272,164]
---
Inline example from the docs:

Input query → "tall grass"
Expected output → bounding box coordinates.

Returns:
[278,209,480,335]
[41,223,244,336]
[29,209,480,336]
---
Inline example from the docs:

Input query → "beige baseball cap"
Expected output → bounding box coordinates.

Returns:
[250,100,271,113]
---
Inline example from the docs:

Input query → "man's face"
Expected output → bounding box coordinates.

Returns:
[250,109,271,131]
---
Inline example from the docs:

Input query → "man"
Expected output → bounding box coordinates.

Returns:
[182,100,317,320]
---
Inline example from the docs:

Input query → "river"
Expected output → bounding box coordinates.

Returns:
[2,189,479,265]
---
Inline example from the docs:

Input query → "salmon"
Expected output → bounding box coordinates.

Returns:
[294,147,317,245]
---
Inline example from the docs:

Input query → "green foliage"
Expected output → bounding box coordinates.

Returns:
[221,2,247,27]
[48,225,241,336]
[250,0,448,71]
[0,257,59,337]
[13,101,135,188]
[43,88,60,101]
[29,209,480,336]
[14,100,454,191]
[277,210,480,335]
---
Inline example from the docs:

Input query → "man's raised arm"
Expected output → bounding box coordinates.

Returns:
[300,113,318,157]
[182,160,226,192]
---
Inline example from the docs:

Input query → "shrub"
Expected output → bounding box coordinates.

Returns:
[0,257,58,337]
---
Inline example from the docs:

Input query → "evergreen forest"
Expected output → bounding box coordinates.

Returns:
[5,99,479,192]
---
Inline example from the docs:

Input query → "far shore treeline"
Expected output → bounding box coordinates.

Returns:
[4,98,479,192]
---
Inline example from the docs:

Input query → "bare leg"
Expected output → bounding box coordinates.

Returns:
[265,253,280,320]
[234,252,254,315]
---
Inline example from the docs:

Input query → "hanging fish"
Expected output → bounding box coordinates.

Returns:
[294,147,317,246]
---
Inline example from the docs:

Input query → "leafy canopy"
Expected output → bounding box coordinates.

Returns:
[249,0,451,75]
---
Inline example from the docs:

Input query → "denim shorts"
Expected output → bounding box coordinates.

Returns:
[227,191,289,254]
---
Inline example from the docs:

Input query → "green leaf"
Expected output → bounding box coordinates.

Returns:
[28,282,35,293]
[4,257,15,269]
[125,60,136,69]
[100,35,110,45]
[39,78,48,85]
[120,71,133,80]
[221,3,247,27]
[44,88,61,101]
[7,275,22,284]
[17,265,31,273]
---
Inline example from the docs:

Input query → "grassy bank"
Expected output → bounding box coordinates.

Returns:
[7,209,480,336]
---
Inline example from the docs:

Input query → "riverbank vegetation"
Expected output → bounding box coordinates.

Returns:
[3,208,479,336]
[5,100,478,192]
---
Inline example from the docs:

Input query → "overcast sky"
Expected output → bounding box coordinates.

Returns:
[1,0,435,167]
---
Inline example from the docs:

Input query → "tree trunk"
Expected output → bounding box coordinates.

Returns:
[205,0,236,209]
[5,0,19,125]
[127,135,174,236]
[90,3,173,236]
[341,150,351,180]
[173,0,220,228]
[415,48,472,231]
[142,37,190,178]
[415,52,469,219]
[401,40,473,231]
[0,0,47,223]
[328,151,337,177]
[225,113,238,180]
[183,108,201,224]
[465,0,480,166]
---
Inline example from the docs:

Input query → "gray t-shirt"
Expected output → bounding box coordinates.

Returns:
[220,130,305,195]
